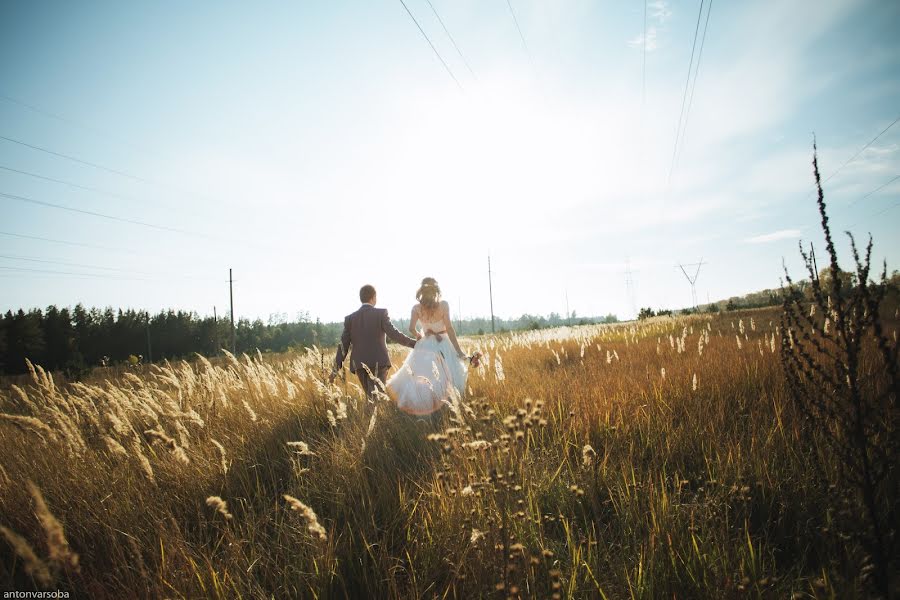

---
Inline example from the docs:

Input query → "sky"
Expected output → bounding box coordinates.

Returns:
[1,0,899,323]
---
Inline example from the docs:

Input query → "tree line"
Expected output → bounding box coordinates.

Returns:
[0,305,620,376]
[0,306,341,377]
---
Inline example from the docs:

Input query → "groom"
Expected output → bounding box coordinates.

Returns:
[331,284,417,401]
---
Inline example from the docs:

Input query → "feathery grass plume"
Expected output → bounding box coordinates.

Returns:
[210,439,228,474]
[171,445,190,465]
[144,425,190,463]
[0,525,52,587]
[144,426,173,445]
[283,495,327,540]
[334,399,348,422]
[366,406,378,437]
[463,440,491,451]
[287,441,316,456]
[122,372,144,388]
[126,536,149,581]
[206,496,234,520]
[48,409,85,456]
[27,481,79,573]
[103,436,129,459]
[172,419,191,449]
[470,529,486,544]
[142,423,190,464]
[241,398,258,422]
[494,354,506,382]
[10,385,37,412]
[103,408,131,439]
[431,360,442,382]
[0,413,56,443]
[582,444,597,468]
[131,438,155,483]
[25,358,40,386]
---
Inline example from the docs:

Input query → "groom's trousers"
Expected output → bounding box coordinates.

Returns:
[356,366,390,402]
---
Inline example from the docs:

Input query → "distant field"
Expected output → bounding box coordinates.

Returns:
[0,306,893,598]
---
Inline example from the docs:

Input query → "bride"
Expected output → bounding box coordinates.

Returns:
[386,277,468,415]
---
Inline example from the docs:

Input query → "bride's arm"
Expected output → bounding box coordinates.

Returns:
[409,306,422,340]
[441,301,466,359]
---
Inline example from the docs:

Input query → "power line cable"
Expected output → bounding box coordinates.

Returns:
[798,118,900,206]
[0,93,171,164]
[0,163,208,218]
[0,265,154,282]
[424,0,477,80]
[844,174,900,211]
[0,190,209,238]
[0,190,284,252]
[0,134,157,186]
[0,230,142,255]
[0,253,155,274]
[398,0,464,91]
[641,0,648,112]
[0,253,222,282]
[505,0,537,73]
[0,164,144,206]
[0,133,223,207]
[674,0,712,169]
[846,198,900,230]
[823,115,900,184]
[667,0,705,184]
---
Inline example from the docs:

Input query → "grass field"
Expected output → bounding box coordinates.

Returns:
[0,305,895,598]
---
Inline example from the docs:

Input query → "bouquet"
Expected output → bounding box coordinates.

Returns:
[468,351,483,368]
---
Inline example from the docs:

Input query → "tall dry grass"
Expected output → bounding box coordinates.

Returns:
[0,310,895,598]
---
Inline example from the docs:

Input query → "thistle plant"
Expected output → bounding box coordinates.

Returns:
[780,142,899,597]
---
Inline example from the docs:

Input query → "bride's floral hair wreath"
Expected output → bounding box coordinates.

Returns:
[416,277,441,310]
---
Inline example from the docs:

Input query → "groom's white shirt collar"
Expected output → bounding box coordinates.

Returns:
[361,302,375,308]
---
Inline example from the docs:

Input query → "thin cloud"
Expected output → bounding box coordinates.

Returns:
[628,27,658,52]
[649,1,672,24]
[744,229,803,244]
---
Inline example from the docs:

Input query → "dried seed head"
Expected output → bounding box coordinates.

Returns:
[283,495,327,540]
[206,496,233,520]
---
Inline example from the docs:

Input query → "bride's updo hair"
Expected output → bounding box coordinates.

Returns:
[416,277,441,311]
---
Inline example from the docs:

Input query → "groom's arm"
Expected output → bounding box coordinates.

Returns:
[381,309,417,348]
[333,316,352,374]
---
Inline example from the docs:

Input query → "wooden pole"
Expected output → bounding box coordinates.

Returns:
[488,256,495,334]
[146,314,153,363]
[229,269,236,353]
[213,306,219,356]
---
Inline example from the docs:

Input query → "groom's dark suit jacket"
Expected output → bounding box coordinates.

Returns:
[334,304,416,374]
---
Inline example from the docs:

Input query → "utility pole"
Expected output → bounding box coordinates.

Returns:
[565,290,570,324]
[213,306,219,356]
[625,258,638,319]
[488,255,496,334]
[676,258,706,309]
[146,313,153,364]
[229,268,236,353]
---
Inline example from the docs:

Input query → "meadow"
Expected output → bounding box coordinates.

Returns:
[0,305,895,598]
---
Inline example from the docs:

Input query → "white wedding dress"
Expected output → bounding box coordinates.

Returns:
[387,312,467,415]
